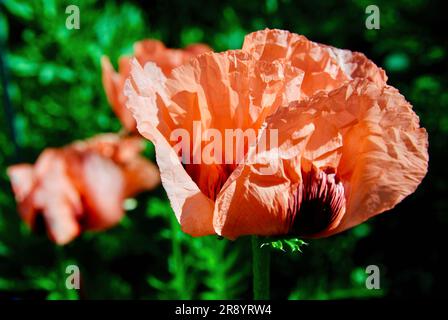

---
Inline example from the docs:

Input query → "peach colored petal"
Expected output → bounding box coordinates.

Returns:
[152,132,215,236]
[185,43,213,56]
[326,80,428,235]
[7,150,83,245]
[242,29,387,98]
[134,40,212,76]
[72,151,125,230]
[213,149,304,239]
[101,56,137,132]
[7,164,35,203]
[134,40,184,75]
[128,51,303,194]
[131,40,212,77]
[126,28,427,239]
[127,49,303,143]
[70,133,161,197]
[214,106,316,238]
[7,134,160,244]
[215,79,428,239]
[125,63,215,236]
[164,51,303,136]
[68,134,162,231]
[275,80,427,236]
[102,40,211,133]
[126,51,305,235]
[122,157,161,197]
[7,164,40,229]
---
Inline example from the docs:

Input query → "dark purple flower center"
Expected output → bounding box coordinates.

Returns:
[289,168,346,237]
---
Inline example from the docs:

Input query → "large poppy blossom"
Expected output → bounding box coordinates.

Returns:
[125,29,428,239]
[102,40,212,133]
[7,134,160,245]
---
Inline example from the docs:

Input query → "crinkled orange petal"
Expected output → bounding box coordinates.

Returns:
[131,51,302,196]
[242,29,387,98]
[102,40,211,133]
[126,50,305,235]
[126,29,427,239]
[214,106,316,238]
[125,62,215,236]
[324,80,428,235]
[166,51,303,135]
[273,80,428,236]
[215,79,428,238]
[213,122,314,239]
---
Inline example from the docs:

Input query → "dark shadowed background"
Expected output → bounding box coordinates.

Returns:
[0,0,446,299]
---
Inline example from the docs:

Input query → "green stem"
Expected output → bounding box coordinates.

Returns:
[170,214,189,299]
[251,236,270,300]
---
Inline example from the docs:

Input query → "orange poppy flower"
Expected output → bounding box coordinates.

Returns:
[101,40,212,133]
[125,29,428,239]
[7,134,160,245]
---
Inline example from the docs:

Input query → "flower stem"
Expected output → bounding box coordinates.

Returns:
[251,236,270,300]
[170,214,189,299]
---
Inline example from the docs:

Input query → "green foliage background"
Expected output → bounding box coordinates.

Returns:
[0,0,446,299]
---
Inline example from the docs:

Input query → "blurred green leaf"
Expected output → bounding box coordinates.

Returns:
[7,54,39,76]
[181,27,204,47]
[0,11,8,42]
[415,75,440,92]
[4,0,34,21]
[353,224,371,238]
[266,0,278,13]
[384,52,409,72]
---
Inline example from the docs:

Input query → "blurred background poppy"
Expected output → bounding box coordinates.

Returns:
[0,0,446,299]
